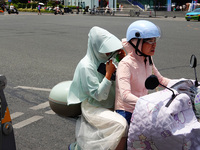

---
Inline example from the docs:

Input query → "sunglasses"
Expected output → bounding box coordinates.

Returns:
[143,38,157,45]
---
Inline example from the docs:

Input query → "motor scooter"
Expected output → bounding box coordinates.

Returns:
[8,8,19,14]
[0,75,16,150]
[49,53,200,149]
[54,9,64,15]
[127,55,200,150]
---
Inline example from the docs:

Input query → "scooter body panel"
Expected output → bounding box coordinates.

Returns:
[128,80,200,150]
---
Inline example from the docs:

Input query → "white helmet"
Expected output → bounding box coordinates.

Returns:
[126,20,161,41]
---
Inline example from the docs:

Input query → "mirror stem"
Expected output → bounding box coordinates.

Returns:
[165,94,177,107]
[159,83,176,107]
[194,68,199,87]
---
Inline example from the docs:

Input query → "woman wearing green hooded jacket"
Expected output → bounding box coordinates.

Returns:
[68,26,127,150]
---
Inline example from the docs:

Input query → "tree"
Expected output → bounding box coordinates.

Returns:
[11,0,28,3]
[19,0,28,3]
[0,0,5,4]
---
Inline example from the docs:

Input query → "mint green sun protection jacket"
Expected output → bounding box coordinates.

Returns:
[67,26,123,108]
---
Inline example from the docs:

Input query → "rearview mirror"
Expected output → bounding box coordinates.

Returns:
[190,54,198,87]
[190,54,197,68]
[145,75,159,90]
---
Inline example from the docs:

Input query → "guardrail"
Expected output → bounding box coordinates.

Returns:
[88,8,116,15]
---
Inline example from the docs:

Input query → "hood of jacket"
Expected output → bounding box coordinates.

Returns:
[122,38,145,63]
[87,26,123,66]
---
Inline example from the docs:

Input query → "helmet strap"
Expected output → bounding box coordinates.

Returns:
[128,39,153,65]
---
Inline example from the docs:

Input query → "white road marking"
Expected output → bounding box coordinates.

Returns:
[45,110,56,115]
[13,116,43,129]
[11,112,24,119]
[30,102,49,110]
[11,86,56,129]
[14,86,51,92]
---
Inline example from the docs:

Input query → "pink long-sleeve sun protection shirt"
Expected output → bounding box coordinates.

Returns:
[115,38,170,113]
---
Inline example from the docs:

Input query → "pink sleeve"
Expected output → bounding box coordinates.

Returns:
[117,61,138,106]
[152,65,170,86]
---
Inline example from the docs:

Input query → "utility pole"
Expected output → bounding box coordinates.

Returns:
[100,0,103,8]
[167,0,171,11]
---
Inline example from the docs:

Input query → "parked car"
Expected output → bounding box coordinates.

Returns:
[185,8,200,21]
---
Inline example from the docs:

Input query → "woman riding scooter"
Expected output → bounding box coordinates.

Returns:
[68,26,127,150]
[115,20,170,124]
[119,20,200,150]
[115,20,171,148]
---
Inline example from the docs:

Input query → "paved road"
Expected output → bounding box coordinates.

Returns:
[0,13,200,150]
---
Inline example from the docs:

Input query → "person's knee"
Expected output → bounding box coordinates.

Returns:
[115,117,128,136]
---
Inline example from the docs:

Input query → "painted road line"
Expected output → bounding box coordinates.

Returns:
[13,116,43,129]
[11,112,24,119]
[30,102,49,110]
[45,110,56,115]
[14,86,51,92]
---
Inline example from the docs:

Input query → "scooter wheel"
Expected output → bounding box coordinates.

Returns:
[3,122,13,135]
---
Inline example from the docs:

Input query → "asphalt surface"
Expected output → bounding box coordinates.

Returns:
[0,12,200,150]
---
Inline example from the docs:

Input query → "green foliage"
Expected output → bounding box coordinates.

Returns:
[47,1,55,6]
[26,3,31,8]
[11,2,38,9]
[10,0,18,4]
[14,2,26,8]
[0,0,5,5]
[47,1,64,8]
[10,0,28,4]
[19,0,28,3]
[17,3,21,8]
[18,8,54,13]
[13,3,18,8]
[68,5,78,9]
[58,4,63,8]
[32,3,37,9]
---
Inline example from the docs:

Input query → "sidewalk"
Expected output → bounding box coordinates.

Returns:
[114,10,187,18]
[2,10,187,19]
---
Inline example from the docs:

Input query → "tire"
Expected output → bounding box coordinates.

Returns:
[187,19,190,21]
[3,122,13,135]
[198,17,200,21]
